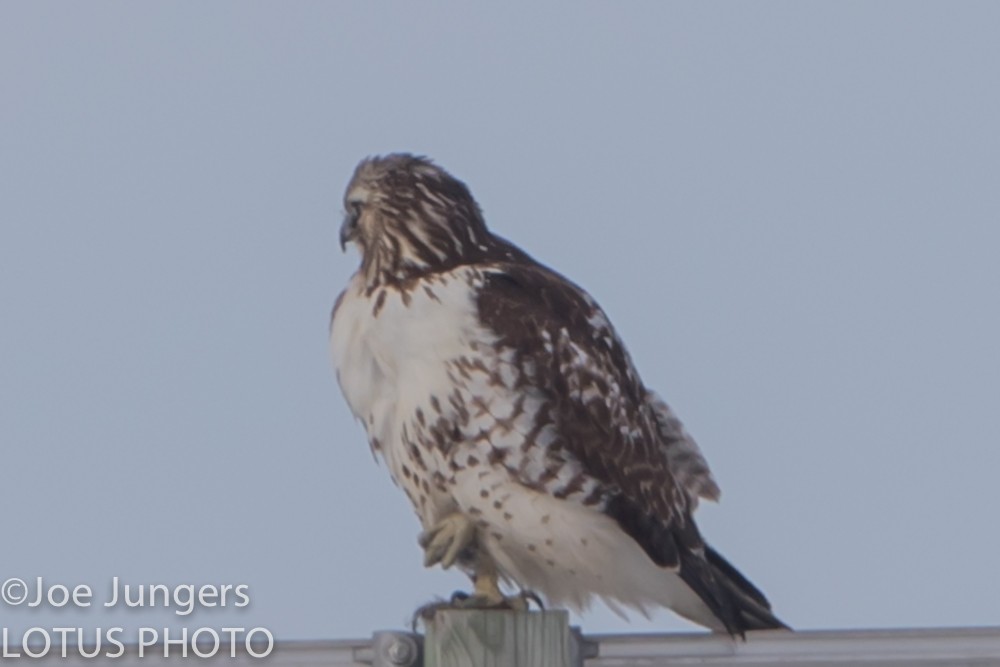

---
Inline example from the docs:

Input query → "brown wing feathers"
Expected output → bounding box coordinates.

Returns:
[477,263,786,636]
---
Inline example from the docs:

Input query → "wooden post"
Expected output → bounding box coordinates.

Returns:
[423,609,577,667]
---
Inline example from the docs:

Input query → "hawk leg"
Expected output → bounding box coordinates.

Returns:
[457,562,543,611]
[412,556,544,628]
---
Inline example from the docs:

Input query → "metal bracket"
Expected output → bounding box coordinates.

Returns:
[371,630,423,667]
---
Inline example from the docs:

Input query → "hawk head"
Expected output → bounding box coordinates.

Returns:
[340,154,507,285]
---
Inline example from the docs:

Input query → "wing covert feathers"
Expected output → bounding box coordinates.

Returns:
[476,263,786,635]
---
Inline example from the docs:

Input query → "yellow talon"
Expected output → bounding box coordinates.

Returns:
[472,563,504,605]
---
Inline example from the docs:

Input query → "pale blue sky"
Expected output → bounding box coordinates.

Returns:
[1,2,998,641]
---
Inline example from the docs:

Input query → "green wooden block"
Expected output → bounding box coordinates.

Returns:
[424,609,573,667]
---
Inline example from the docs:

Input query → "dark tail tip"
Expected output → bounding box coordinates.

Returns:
[708,544,789,636]
[681,544,789,637]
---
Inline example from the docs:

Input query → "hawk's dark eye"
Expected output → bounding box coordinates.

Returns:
[340,200,365,249]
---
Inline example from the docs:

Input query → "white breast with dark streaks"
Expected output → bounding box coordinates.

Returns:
[331,269,478,527]
[331,265,595,513]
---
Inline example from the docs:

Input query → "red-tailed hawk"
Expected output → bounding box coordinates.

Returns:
[330,154,786,635]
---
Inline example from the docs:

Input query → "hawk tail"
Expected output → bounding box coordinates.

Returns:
[680,544,789,636]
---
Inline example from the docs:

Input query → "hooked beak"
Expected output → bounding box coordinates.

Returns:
[339,214,358,251]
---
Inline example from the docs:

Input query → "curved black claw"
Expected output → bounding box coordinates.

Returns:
[411,598,450,632]
[518,589,545,611]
